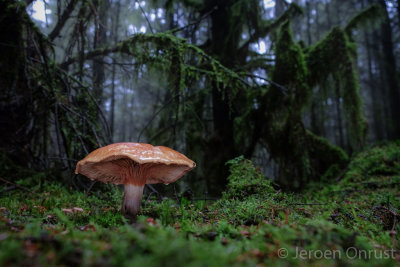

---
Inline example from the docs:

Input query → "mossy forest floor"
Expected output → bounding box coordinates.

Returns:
[0,142,400,266]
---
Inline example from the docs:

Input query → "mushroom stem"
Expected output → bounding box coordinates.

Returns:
[122,184,144,222]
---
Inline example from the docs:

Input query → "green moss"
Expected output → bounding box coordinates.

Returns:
[306,130,349,180]
[1,145,399,267]
[0,150,48,187]
[263,22,350,189]
[343,140,400,183]
[222,156,275,201]
[307,27,367,152]
[273,21,309,107]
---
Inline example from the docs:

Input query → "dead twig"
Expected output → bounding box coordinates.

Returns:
[173,184,180,204]
[146,184,163,202]
[48,156,78,162]
[288,203,328,206]
[0,177,35,194]
[136,0,154,34]
[335,166,348,182]
[86,181,97,196]
[168,6,218,34]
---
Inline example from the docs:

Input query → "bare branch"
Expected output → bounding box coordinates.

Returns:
[168,6,218,34]
[49,0,79,41]
[0,177,36,194]
[136,1,154,34]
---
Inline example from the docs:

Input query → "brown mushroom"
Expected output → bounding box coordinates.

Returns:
[75,143,195,221]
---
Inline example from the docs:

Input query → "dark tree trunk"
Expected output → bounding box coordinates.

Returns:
[306,1,312,45]
[110,64,116,139]
[365,30,384,139]
[334,75,345,147]
[0,0,33,166]
[200,0,241,194]
[378,0,400,139]
[373,29,391,139]
[92,0,110,104]
[48,0,78,41]
[109,2,121,140]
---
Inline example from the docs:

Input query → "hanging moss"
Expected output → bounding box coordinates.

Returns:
[264,21,312,188]
[274,22,310,109]
[113,32,245,101]
[263,18,372,188]
[307,27,367,152]
[262,21,352,189]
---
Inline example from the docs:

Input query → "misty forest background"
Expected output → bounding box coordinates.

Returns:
[1,0,400,196]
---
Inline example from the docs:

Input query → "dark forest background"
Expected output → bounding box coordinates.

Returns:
[1,0,399,196]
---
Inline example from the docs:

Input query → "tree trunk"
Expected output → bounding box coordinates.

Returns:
[334,75,345,147]
[378,0,400,139]
[365,30,384,139]
[306,1,312,45]
[109,2,121,140]
[92,0,110,105]
[373,29,391,139]
[200,0,240,194]
[0,0,36,167]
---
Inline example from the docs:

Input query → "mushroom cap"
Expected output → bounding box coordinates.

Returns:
[75,143,196,185]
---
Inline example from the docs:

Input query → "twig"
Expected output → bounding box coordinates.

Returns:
[59,103,90,154]
[136,1,154,34]
[288,203,327,206]
[335,167,348,182]
[191,197,219,201]
[48,156,79,162]
[71,174,80,190]
[0,177,35,194]
[392,215,397,231]
[72,174,90,191]
[146,184,162,202]
[48,0,79,41]
[3,185,16,193]
[168,6,218,34]
[60,69,112,143]
[54,104,68,169]
[243,73,288,95]
[145,191,156,203]
[138,93,180,141]
[59,103,102,149]
[173,184,180,204]
[86,181,96,196]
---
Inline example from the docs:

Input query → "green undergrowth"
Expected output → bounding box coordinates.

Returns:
[221,156,275,201]
[0,142,399,266]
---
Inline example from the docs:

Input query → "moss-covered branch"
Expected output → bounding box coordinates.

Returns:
[307,27,367,151]
[345,3,384,38]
